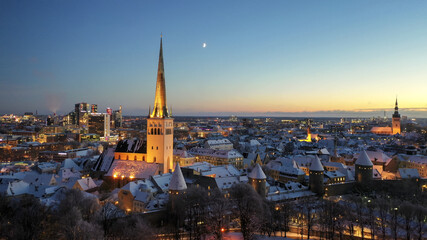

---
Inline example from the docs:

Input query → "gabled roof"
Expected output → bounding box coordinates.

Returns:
[169,163,187,191]
[355,150,373,166]
[309,156,324,172]
[248,163,266,180]
[62,159,82,171]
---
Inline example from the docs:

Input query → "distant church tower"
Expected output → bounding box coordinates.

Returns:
[392,98,401,135]
[147,36,174,174]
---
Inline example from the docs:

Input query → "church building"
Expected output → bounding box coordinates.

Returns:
[371,98,401,135]
[96,36,175,185]
[146,36,174,174]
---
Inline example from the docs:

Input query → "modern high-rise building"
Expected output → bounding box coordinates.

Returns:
[113,105,123,128]
[75,102,90,126]
[88,113,110,140]
[146,36,174,174]
[88,113,105,136]
[91,104,98,113]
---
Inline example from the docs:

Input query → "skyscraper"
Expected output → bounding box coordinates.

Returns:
[146,36,174,174]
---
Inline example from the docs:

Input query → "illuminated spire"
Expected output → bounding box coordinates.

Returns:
[150,35,169,118]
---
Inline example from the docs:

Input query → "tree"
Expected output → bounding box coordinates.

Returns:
[399,201,415,240]
[278,201,292,238]
[260,201,275,237]
[353,196,367,240]
[376,196,390,240]
[297,198,316,240]
[205,189,231,240]
[97,202,125,237]
[413,205,427,240]
[342,201,357,239]
[389,199,400,240]
[183,186,209,240]
[5,195,49,240]
[365,199,376,240]
[108,215,155,240]
[229,183,264,240]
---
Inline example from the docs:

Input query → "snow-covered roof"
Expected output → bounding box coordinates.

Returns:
[354,150,392,164]
[106,160,159,179]
[7,180,30,196]
[318,148,330,155]
[152,173,172,192]
[309,156,324,172]
[248,163,266,179]
[169,163,187,191]
[121,179,156,197]
[266,158,306,176]
[324,171,345,179]
[355,150,373,166]
[93,147,115,172]
[206,139,232,146]
[173,149,194,158]
[398,168,420,179]
[188,148,243,159]
[62,159,82,171]
[75,177,97,191]
[215,176,242,190]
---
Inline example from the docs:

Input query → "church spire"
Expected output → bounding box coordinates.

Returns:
[150,35,169,118]
[395,97,398,111]
[393,97,400,118]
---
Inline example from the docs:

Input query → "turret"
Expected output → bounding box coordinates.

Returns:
[248,163,267,197]
[169,163,187,195]
[355,150,373,185]
[309,156,324,195]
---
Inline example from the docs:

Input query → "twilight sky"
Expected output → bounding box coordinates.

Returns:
[1,0,427,117]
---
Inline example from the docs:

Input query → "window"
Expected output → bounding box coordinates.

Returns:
[166,129,172,135]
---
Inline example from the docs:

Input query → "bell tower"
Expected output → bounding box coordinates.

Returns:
[392,98,401,135]
[147,36,174,174]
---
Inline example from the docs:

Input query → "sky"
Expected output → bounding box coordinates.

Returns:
[1,0,427,118]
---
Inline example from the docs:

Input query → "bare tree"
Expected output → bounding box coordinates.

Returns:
[413,205,427,240]
[365,199,376,240]
[297,198,315,240]
[399,201,415,240]
[389,199,400,240]
[375,196,390,240]
[183,186,209,240]
[342,201,357,239]
[279,201,293,238]
[353,196,366,240]
[229,183,264,240]
[96,202,125,237]
[205,189,230,240]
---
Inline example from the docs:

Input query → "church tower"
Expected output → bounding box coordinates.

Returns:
[392,98,401,135]
[147,36,174,174]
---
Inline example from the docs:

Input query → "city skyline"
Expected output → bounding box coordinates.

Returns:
[1,1,427,117]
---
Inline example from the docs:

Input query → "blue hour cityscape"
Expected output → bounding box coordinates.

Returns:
[1,1,426,239]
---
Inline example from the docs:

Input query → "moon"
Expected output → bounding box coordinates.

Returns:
[202,42,207,48]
